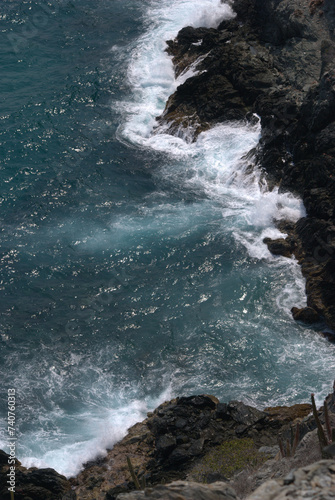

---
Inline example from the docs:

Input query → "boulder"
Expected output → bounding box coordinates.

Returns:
[263,237,295,258]
[291,306,321,324]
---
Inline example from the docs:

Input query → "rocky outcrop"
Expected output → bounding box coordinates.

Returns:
[291,306,321,323]
[72,395,313,499]
[116,480,237,500]
[0,449,74,500]
[115,460,335,499]
[4,381,335,499]
[247,460,335,500]
[157,0,335,331]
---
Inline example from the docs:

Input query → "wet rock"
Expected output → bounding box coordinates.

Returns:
[263,237,295,257]
[291,306,321,324]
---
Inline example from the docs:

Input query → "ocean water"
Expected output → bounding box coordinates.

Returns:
[1,0,335,478]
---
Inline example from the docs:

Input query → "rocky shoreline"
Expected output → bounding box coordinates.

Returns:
[157,0,335,332]
[3,0,335,498]
[1,384,335,499]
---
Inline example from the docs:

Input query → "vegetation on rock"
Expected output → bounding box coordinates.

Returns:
[189,438,270,482]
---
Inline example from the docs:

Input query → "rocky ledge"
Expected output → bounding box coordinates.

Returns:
[3,382,335,499]
[156,0,335,331]
[115,460,335,499]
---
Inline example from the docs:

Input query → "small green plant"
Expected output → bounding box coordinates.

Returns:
[311,393,335,458]
[278,422,300,457]
[126,456,146,490]
[190,438,270,482]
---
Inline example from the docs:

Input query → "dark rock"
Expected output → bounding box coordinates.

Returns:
[168,447,192,464]
[216,403,230,420]
[263,237,295,257]
[0,451,73,500]
[156,434,177,458]
[177,395,218,410]
[188,438,205,456]
[227,401,266,427]
[291,306,321,324]
[175,418,187,429]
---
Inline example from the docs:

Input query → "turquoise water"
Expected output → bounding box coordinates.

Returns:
[1,0,335,477]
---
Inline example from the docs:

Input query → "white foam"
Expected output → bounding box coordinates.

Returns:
[116,0,305,250]
[117,0,235,147]
[20,387,172,477]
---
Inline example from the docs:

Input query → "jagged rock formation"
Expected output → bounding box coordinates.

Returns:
[72,395,313,499]
[3,1,335,498]
[157,0,335,331]
[2,381,335,499]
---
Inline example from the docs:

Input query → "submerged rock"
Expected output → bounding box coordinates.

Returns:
[263,237,295,258]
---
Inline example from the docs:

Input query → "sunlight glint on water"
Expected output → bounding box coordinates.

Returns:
[0,0,335,479]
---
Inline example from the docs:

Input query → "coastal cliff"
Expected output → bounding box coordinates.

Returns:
[157,0,335,331]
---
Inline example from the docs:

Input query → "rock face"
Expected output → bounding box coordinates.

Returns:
[247,460,335,500]
[0,449,74,500]
[116,480,237,500]
[157,0,335,331]
[73,395,314,499]
[291,306,321,324]
[5,382,335,499]
[116,461,335,500]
